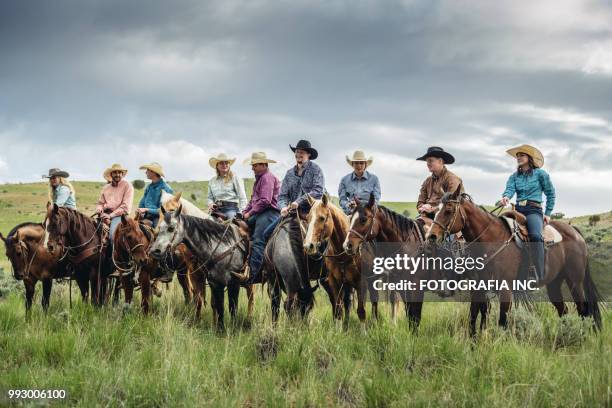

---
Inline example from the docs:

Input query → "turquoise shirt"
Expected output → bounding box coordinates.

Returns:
[138,179,174,215]
[502,168,556,216]
[53,185,77,209]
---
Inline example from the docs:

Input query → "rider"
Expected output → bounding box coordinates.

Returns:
[43,168,77,209]
[96,163,134,242]
[240,152,281,284]
[416,146,463,220]
[338,150,381,215]
[136,162,173,228]
[207,153,248,219]
[500,144,555,282]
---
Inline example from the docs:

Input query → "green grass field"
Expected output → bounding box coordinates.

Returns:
[0,182,610,407]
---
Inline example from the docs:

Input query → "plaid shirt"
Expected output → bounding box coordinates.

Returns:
[278,160,325,213]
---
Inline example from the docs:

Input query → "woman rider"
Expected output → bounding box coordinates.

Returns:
[500,144,556,282]
[207,153,248,219]
[43,168,77,209]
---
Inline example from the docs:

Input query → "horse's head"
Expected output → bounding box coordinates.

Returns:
[116,215,149,266]
[343,193,380,255]
[427,183,466,243]
[303,194,334,255]
[45,202,69,255]
[1,230,28,280]
[149,204,185,260]
[162,191,182,212]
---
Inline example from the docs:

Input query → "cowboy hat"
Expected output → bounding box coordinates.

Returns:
[139,162,165,177]
[346,150,373,167]
[42,168,70,179]
[243,152,277,165]
[416,146,455,164]
[506,144,544,168]
[103,163,128,182]
[209,153,236,169]
[289,139,318,160]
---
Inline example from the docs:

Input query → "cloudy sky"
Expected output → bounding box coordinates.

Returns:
[1,0,611,216]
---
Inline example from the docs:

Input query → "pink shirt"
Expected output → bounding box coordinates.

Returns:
[96,179,134,217]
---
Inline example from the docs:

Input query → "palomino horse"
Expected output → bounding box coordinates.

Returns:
[161,191,254,320]
[343,194,428,329]
[149,205,252,330]
[1,222,88,316]
[303,195,365,328]
[427,184,602,336]
[45,204,112,306]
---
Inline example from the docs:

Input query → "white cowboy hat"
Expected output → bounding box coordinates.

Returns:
[103,163,128,182]
[346,150,373,167]
[243,152,277,165]
[139,162,165,177]
[209,153,236,169]
[506,144,544,168]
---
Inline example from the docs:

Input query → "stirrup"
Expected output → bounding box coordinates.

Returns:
[232,265,250,282]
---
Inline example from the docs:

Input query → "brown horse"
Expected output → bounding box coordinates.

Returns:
[303,195,365,328]
[343,194,428,328]
[1,222,88,316]
[45,204,112,306]
[427,183,602,335]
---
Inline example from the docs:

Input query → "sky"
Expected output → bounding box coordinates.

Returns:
[1,0,611,216]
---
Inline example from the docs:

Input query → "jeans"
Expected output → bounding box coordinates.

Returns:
[109,216,122,241]
[218,207,237,219]
[143,212,159,228]
[247,209,280,278]
[516,205,544,280]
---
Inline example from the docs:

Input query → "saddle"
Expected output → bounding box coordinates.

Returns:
[500,210,562,248]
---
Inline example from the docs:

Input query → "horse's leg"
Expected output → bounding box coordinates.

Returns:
[566,278,588,318]
[41,279,52,312]
[355,284,366,329]
[211,283,225,331]
[546,275,568,317]
[76,273,89,302]
[498,288,512,329]
[479,298,489,331]
[342,285,352,330]
[407,290,424,333]
[390,291,401,326]
[122,275,134,306]
[327,277,342,321]
[177,270,192,305]
[111,277,121,306]
[24,278,36,319]
[468,290,487,338]
[284,292,298,319]
[89,268,99,306]
[192,271,204,320]
[228,281,240,322]
[269,277,281,324]
[246,284,255,321]
[139,269,151,315]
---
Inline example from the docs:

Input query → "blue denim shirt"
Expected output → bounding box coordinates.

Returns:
[278,160,325,213]
[53,185,77,209]
[338,171,381,214]
[503,168,556,216]
[138,179,174,215]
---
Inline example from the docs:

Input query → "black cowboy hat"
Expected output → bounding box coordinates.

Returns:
[42,168,70,178]
[416,146,455,164]
[289,139,318,160]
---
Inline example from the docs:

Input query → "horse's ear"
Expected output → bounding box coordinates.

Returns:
[176,204,183,217]
[367,192,376,208]
[451,182,463,200]
[175,192,182,201]
[161,205,167,215]
[322,194,329,207]
[0,232,5,243]
[121,214,128,225]
[53,203,59,214]
[307,194,315,206]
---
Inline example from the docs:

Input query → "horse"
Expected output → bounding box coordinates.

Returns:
[427,183,602,336]
[342,193,428,329]
[303,194,365,328]
[1,222,88,316]
[45,203,112,306]
[149,205,251,330]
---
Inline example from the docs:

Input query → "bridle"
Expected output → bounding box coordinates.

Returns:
[112,222,149,274]
[347,208,379,253]
[47,211,103,262]
[431,198,466,239]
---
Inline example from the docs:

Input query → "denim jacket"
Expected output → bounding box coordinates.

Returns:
[138,179,174,215]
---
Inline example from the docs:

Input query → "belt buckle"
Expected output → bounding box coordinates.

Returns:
[518,200,527,206]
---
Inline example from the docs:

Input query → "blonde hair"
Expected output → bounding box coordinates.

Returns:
[48,177,76,202]
[216,165,234,184]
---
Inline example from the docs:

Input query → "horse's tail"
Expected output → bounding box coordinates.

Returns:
[572,225,603,330]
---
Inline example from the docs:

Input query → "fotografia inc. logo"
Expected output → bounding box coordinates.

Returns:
[372,253,486,276]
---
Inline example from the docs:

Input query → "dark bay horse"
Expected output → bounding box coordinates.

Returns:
[303,195,365,328]
[427,184,602,336]
[1,222,87,316]
[149,205,251,330]
[45,204,112,306]
[343,194,428,329]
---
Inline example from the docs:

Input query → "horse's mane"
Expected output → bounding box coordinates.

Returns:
[356,204,420,241]
[178,213,235,244]
[57,207,98,238]
[277,216,306,261]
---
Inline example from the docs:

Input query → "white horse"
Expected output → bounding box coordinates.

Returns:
[160,190,211,219]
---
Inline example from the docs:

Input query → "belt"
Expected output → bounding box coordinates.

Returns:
[517,200,541,208]
[217,200,239,209]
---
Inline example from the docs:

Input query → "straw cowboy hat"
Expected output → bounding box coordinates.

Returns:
[103,163,128,182]
[139,162,165,177]
[42,168,70,179]
[346,150,373,167]
[209,153,236,169]
[506,144,544,168]
[243,152,277,165]
[416,146,455,164]
[289,139,318,160]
